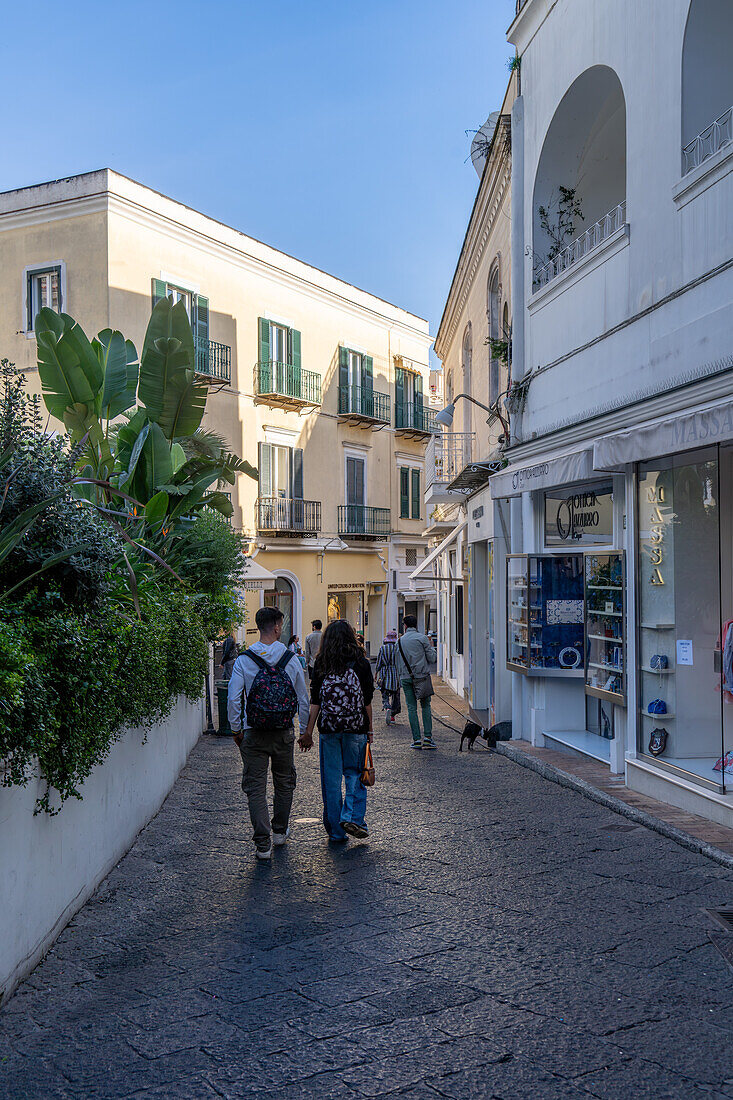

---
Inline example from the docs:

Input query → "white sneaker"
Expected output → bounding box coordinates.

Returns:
[272,828,290,847]
[256,845,273,860]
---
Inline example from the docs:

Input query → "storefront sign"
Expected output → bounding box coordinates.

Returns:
[544,484,613,547]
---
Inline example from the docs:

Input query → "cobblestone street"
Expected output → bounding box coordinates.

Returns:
[2,710,733,1100]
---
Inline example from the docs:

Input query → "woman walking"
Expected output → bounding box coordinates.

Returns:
[298,619,374,841]
[375,629,401,725]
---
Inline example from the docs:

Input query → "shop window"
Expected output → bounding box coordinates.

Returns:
[455,585,464,655]
[637,450,727,792]
[544,482,614,548]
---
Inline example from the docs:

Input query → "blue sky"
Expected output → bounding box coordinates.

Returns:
[0,0,514,346]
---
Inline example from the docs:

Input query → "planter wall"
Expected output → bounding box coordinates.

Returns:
[0,694,204,1005]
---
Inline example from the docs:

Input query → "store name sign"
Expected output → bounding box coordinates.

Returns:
[544,485,613,546]
[512,462,550,491]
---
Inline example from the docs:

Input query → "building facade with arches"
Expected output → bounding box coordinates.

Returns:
[499,0,733,826]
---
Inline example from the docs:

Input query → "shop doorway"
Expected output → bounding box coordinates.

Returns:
[264,577,293,642]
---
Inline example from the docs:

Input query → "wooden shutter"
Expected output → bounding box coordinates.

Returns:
[414,372,424,428]
[399,467,410,518]
[395,367,405,428]
[411,469,420,519]
[339,346,349,411]
[362,354,374,411]
[258,318,270,365]
[290,328,301,369]
[152,278,167,310]
[194,294,209,373]
[292,448,303,499]
[258,442,273,496]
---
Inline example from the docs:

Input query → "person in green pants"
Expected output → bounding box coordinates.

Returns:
[396,616,437,749]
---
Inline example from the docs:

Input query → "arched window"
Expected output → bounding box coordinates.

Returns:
[446,370,453,405]
[461,326,472,432]
[682,0,733,173]
[264,576,293,641]
[488,267,500,404]
[533,66,627,289]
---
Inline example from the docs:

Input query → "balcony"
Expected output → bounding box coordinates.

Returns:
[683,105,733,175]
[195,337,231,383]
[338,505,390,541]
[533,202,627,292]
[394,402,437,439]
[256,497,321,537]
[338,384,391,427]
[253,361,321,411]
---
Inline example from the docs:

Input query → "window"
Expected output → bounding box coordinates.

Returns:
[258,442,303,499]
[152,280,211,377]
[26,265,62,331]
[399,466,421,519]
[488,267,500,405]
[455,584,464,655]
[405,548,418,568]
[395,367,424,429]
[257,318,301,370]
[338,347,374,414]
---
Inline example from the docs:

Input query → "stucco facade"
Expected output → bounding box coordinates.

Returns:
[0,170,434,654]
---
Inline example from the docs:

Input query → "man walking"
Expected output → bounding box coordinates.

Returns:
[228,607,310,860]
[219,631,238,680]
[304,619,323,679]
[396,615,437,750]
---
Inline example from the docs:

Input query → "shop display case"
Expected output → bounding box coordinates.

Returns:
[506,553,585,676]
[584,551,626,704]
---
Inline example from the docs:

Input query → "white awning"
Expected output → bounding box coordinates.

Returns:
[489,446,595,498]
[242,559,277,590]
[593,396,733,470]
[409,520,467,580]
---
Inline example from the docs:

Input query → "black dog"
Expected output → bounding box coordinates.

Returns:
[459,720,512,752]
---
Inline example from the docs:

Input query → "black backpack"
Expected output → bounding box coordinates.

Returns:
[244,650,298,730]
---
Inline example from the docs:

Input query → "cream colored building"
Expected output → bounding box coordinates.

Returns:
[0,170,434,654]
[413,74,516,715]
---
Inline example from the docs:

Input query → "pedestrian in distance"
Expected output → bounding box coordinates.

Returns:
[299,619,374,841]
[219,631,239,681]
[375,629,401,725]
[396,615,437,750]
[287,634,308,670]
[304,619,322,680]
[228,606,310,860]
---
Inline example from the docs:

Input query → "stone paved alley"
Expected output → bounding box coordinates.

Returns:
[2,711,733,1100]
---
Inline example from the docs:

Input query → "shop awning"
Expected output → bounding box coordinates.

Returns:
[242,559,277,590]
[593,396,733,470]
[409,520,467,581]
[489,446,595,498]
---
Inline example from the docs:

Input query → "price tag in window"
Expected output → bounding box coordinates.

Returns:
[605,601,614,614]
[676,639,693,666]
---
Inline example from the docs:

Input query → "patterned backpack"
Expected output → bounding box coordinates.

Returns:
[244,650,298,730]
[319,664,365,734]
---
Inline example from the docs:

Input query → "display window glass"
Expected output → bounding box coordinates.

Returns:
[585,551,625,703]
[637,449,728,792]
[506,554,585,676]
[544,482,614,548]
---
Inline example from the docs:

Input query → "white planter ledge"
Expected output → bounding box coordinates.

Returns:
[673,140,733,209]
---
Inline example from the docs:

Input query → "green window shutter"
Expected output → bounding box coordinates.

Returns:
[395,367,405,428]
[362,355,374,406]
[258,317,270,366]
[292,448,303,499]
[290,328,301,369]
[338,346,349,412]
[258,442,273,496]
[414,373,424,430]
[152,278,167,310]
[194,294,209,373]
[399,467,410,518]
[411,469,421,519]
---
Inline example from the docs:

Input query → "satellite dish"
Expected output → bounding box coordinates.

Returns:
[470,111,500,178]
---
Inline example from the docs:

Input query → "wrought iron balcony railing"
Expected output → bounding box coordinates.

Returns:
[256,497,321,535]
[338,505,391,539]
[427,432,475,487]
[683,105,733,174]
[394,402,437,434]
[254,361,322,405]
[338,384,391,424]
[533,201,627,291]
[195,337,231,383]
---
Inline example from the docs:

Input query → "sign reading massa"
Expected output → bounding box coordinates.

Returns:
[544,483,614,547]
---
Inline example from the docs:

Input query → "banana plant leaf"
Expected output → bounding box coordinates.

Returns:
[95,329,139,420]
[135,421,173,503]
[138,299,202,437]
[36,309,103,419]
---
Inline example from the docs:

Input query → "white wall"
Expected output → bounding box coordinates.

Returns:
[0,694,204,1005]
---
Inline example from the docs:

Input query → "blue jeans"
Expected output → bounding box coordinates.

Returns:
[319,730,368,839]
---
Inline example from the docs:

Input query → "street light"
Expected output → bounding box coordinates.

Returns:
[436,391,509,442]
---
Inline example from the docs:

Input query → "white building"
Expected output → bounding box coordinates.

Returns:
[500,0,733,825]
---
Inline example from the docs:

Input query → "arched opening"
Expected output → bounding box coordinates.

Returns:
[461,326,472,432]
[488,266,501,403]
[682,0,733,173]
[446,370,453,405]
[502,302,511,387]
[264,576,294,641]
[533,66,626,288]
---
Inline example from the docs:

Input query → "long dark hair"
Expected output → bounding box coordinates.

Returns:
[314,619,361,677]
